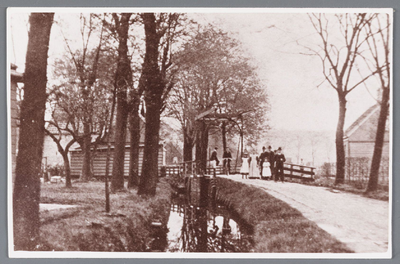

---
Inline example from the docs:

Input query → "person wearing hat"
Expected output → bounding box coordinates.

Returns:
[266,145,275,180]
[210,147,219,168]
[222,148,233,175]
[275,147,286,182]
[258,146,267,178]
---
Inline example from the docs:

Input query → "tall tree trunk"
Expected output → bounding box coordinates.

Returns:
[111,13,132,192]
[335,93,347,185]
[80,123,92,181]
[221,121,227,152]
[111,92,128,191]
[366,88,390,192]
[138,13,164,196]
[183,129,194,162]
[139,99,162,195]
[13,13,54,251]
[128,97,141,188]
[195,121,209,174]
[62,152,72,188]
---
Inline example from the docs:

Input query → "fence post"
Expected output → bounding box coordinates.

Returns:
[290,164,293,178]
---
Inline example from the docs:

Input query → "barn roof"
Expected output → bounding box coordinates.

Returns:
[70,142,164,152]
[345,104,380,138]
[11,64,23,82]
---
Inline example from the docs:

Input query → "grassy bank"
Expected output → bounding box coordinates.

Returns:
[215,177,353,253]
[38,178,172,251]
[311,176,389,201]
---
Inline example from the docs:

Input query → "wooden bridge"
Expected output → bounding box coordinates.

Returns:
[165,161,315,182]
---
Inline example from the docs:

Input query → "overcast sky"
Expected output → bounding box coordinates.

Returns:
[8,9,388,135]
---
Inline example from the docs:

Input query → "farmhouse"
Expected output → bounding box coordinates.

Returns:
[343,103,390,186]
[344,104,389,159]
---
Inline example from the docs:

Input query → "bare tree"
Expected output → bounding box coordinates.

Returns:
[13,12,54,250]
[127,77,144,188]
[364,14,391,192]
[295,135,302,164]
[309,132,323,166]
[44,119,77,188]
[110,13,133,192]
[56,13,108,181]
[307,13,377,184]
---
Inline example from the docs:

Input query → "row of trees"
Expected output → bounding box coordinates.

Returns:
[13,12,267,249]
[308,13,390,192]
[44,13,267,194]
[44,13,187,194]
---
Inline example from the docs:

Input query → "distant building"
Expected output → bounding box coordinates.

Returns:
[69,117,166,178]
[343,104,389,159]
[343,104,390,187]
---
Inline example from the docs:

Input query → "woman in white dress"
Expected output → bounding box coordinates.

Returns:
[262,160,272,179]
[249,153,260,179]
[240,153,251,179]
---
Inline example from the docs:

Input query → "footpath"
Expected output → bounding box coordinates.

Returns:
[220,174,389,253]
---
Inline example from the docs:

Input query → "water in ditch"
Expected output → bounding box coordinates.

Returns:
[165,192,254,252]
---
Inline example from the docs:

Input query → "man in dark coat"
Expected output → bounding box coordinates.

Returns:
[275,147,286,182]
[223,148,232,175]
[258,146,266,178]
[266,146,275,180]
[210,147,219,167]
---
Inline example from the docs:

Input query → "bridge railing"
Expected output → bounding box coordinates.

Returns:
[283,163,316,181]
[165,160,220,178]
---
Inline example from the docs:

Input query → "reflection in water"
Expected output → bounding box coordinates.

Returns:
[167,194,253,252]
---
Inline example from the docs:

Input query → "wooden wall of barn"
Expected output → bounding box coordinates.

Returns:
[346,141,390,159]
[70,145,165,178]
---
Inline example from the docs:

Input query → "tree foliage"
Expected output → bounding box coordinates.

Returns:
[48,14,115,181]
[167,25,268,163]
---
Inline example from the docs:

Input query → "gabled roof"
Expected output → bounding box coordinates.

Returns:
[11,64,23,83]
[344,104,379,138]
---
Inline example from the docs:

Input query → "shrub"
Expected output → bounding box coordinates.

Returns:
[47,164,65,177]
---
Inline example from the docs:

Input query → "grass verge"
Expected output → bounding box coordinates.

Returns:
[310,176,389,201]
[37,178,172,251]
[215,177,353,253]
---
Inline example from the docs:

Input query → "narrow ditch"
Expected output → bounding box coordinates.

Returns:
[160,177,255,252]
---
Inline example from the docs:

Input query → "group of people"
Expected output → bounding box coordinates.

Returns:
[210,147,233,175]
[209,145,286,182]
[240,146,286,182]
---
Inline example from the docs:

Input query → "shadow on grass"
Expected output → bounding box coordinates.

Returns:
[36,178,172,252]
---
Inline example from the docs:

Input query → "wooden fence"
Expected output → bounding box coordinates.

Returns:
[283,163,316,181]
[319,157,389,188]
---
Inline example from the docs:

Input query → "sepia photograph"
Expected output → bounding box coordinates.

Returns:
[7,7,392,258]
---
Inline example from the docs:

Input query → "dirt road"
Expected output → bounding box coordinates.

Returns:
[220,175,389,253]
